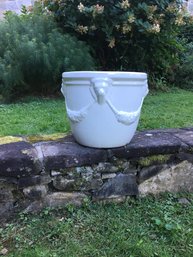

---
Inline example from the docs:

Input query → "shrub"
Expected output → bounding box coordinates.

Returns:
[0,11,95,101]
[174,42,193,89]
[179,14,193,43]
[40,0,186,83]
[171,15,193,89]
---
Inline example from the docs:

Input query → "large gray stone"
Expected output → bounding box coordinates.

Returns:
[110,130,184,159]
[24,200,45,214]
[24,192,88,214]
[139,161,193,195]
[0,141,42,177]
[39,139,107,170]
[44,192,88,208]
[93,173,138,199]
[23,185,47,200]
[18,174,51,188]
[177,152,193,163]
[86,178,103,190]
[0,185,14,217]
[138,164,169,184]
[174,129,193,148]
[53,177,75,191]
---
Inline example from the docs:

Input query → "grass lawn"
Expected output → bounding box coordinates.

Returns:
[0,89,193,137]
[1,193,193,257]
[0,97,70,136]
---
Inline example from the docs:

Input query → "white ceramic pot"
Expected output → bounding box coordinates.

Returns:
[61,71,148,148]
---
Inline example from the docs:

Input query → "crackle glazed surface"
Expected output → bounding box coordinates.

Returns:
[62,71,148,148]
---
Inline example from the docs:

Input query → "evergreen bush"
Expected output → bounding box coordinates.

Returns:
[174,42,193,89]
[39,0,187,86]
[171,15,193,89]
[0,11,95,101]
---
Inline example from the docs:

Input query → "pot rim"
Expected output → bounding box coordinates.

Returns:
[62,71,147,79]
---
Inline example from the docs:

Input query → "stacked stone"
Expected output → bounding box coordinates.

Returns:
[1,128,193,220]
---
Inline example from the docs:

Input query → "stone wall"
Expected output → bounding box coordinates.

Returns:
[1,128,193,220]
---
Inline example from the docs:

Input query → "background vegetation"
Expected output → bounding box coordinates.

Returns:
[0,0,192,102]
[40,0,189,87]
[174,19,193,89]
[0,11,95,102]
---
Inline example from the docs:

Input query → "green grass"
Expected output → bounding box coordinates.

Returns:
[1,193,193,257]
[0,97,70,136]
[1,90,193,256]
[0,89,193,137]
[139,89,193,130]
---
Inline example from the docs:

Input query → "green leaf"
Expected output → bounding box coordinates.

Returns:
[165,223,174,230]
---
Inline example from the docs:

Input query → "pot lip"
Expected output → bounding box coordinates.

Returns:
[62,71,147,79]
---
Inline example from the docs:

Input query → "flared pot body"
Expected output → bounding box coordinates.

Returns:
[61,71,148,148]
